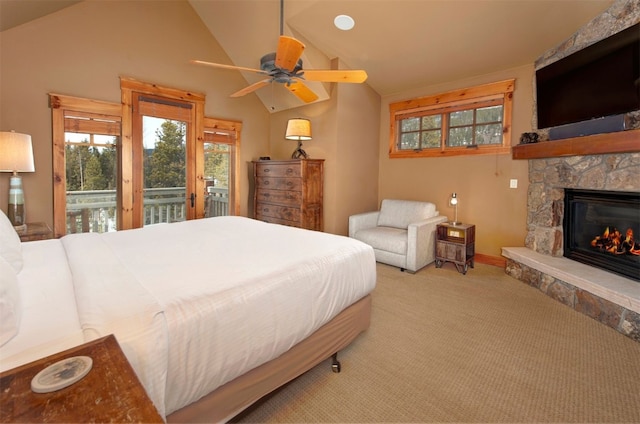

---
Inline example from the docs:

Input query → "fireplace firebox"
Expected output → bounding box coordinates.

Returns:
[564,189,640,282]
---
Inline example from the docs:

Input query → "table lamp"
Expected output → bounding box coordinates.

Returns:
[0,131,35,230]
[449,192,460,225]
[285,118,312,159]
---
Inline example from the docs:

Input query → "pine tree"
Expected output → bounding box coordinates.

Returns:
[145,121,186,188]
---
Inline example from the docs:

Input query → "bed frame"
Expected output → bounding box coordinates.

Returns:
[167,294,372,423]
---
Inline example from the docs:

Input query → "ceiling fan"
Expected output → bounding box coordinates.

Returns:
[190,0,367,103]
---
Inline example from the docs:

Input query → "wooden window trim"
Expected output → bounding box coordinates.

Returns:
[120,77,205,227]
[389,79,515,158]
[204,117,242,217]
[49,93,122,238]
[51,80,241,236]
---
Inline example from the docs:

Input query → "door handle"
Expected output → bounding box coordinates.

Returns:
[190,192,195,207]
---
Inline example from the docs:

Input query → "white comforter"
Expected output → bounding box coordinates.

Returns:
[1,217,377,418]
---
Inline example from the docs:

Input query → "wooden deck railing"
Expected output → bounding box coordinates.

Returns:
[66,187,229,234]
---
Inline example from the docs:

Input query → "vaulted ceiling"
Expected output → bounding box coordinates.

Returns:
[1,0,614,111]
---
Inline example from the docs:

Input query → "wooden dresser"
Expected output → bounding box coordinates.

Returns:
[253,159,324,231]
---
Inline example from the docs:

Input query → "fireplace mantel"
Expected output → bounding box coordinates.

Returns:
[512,129,640,160]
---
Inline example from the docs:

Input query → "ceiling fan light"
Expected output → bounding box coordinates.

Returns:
[334,14,355,31]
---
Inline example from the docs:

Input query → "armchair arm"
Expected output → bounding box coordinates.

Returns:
[348,211,380,238]
[406,214,448,271]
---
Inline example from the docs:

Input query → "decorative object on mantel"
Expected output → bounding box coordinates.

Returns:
[0,131,35,231]
[519,132,539,144]
[449,193,460,225]
[285,118,312,159]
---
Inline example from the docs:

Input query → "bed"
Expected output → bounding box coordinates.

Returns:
[0,210,376,422]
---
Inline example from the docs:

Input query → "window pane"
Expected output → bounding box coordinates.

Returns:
[421,115,441,130]
[143,117,186,226]
[475,124,503,145]
[399,132,419,150]
[421,130,441,148]
[65,134,118,234]
[204,142,230,218]
[477,105,503,123]
[450,109,473,126]
[448,127,473,146]
[401,117,420,132]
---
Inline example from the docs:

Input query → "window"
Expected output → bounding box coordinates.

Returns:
[389,79,514,158]
[51,81,241,237]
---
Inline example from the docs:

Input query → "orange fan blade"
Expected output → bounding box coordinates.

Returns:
[190,60,267,76]
[230,79,272,97]
[302,69,368,83]
[286,80,319,103]
[275,36,305,72]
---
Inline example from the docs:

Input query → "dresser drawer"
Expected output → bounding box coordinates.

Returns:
[255,204,301,222]
[257,215,299,227]
[256,189,301,206]
[255,163,301,178]
[255,177,301,191]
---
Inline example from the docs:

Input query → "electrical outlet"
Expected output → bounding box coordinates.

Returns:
[510,179,518,189]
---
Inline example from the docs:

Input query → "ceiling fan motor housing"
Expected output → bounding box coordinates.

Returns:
[260,52,303,83]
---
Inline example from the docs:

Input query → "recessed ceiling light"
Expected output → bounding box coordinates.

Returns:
[334,14,355,31]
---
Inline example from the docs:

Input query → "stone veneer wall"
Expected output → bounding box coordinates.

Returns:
[525,153,640,256]
[504,1,640,342]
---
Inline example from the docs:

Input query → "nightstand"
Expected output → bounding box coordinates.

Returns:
[0,334,163,423]
[16,222,52,242]
[435,223,475,274]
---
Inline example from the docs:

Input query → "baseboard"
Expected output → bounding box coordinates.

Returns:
[475,253,505,268]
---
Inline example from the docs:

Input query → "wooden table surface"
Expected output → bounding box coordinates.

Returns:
[0,334,163,423]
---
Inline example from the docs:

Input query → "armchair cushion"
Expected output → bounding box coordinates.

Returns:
[352,226,407,255]
[377,199,437,229]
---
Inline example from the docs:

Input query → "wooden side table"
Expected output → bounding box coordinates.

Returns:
[16,222,53,242]
[435,223,475,274]
[0,334,163,423]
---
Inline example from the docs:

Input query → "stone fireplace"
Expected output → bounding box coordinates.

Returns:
[503,152,640,342]
[503,1,640,342]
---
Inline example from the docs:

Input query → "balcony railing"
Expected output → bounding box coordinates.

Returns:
[66,187,229,234]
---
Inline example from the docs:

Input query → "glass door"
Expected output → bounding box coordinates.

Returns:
[132,93,195,227]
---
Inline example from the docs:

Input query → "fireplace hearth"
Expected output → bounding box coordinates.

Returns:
[564,189,640,282]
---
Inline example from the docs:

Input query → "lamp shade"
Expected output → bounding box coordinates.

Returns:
[0,131,35,173]
[285,118,312,141]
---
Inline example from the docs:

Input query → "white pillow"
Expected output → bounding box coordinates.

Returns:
[0,255,21,347]
[0,209,23,273]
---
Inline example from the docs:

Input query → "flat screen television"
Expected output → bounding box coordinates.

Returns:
[536,23,640,130]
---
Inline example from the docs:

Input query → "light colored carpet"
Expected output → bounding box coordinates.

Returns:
[233,262,640,423]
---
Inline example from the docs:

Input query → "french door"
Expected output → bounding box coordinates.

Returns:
[132,93,195,227]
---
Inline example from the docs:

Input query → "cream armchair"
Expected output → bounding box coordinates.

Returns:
[349,199,448,273]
